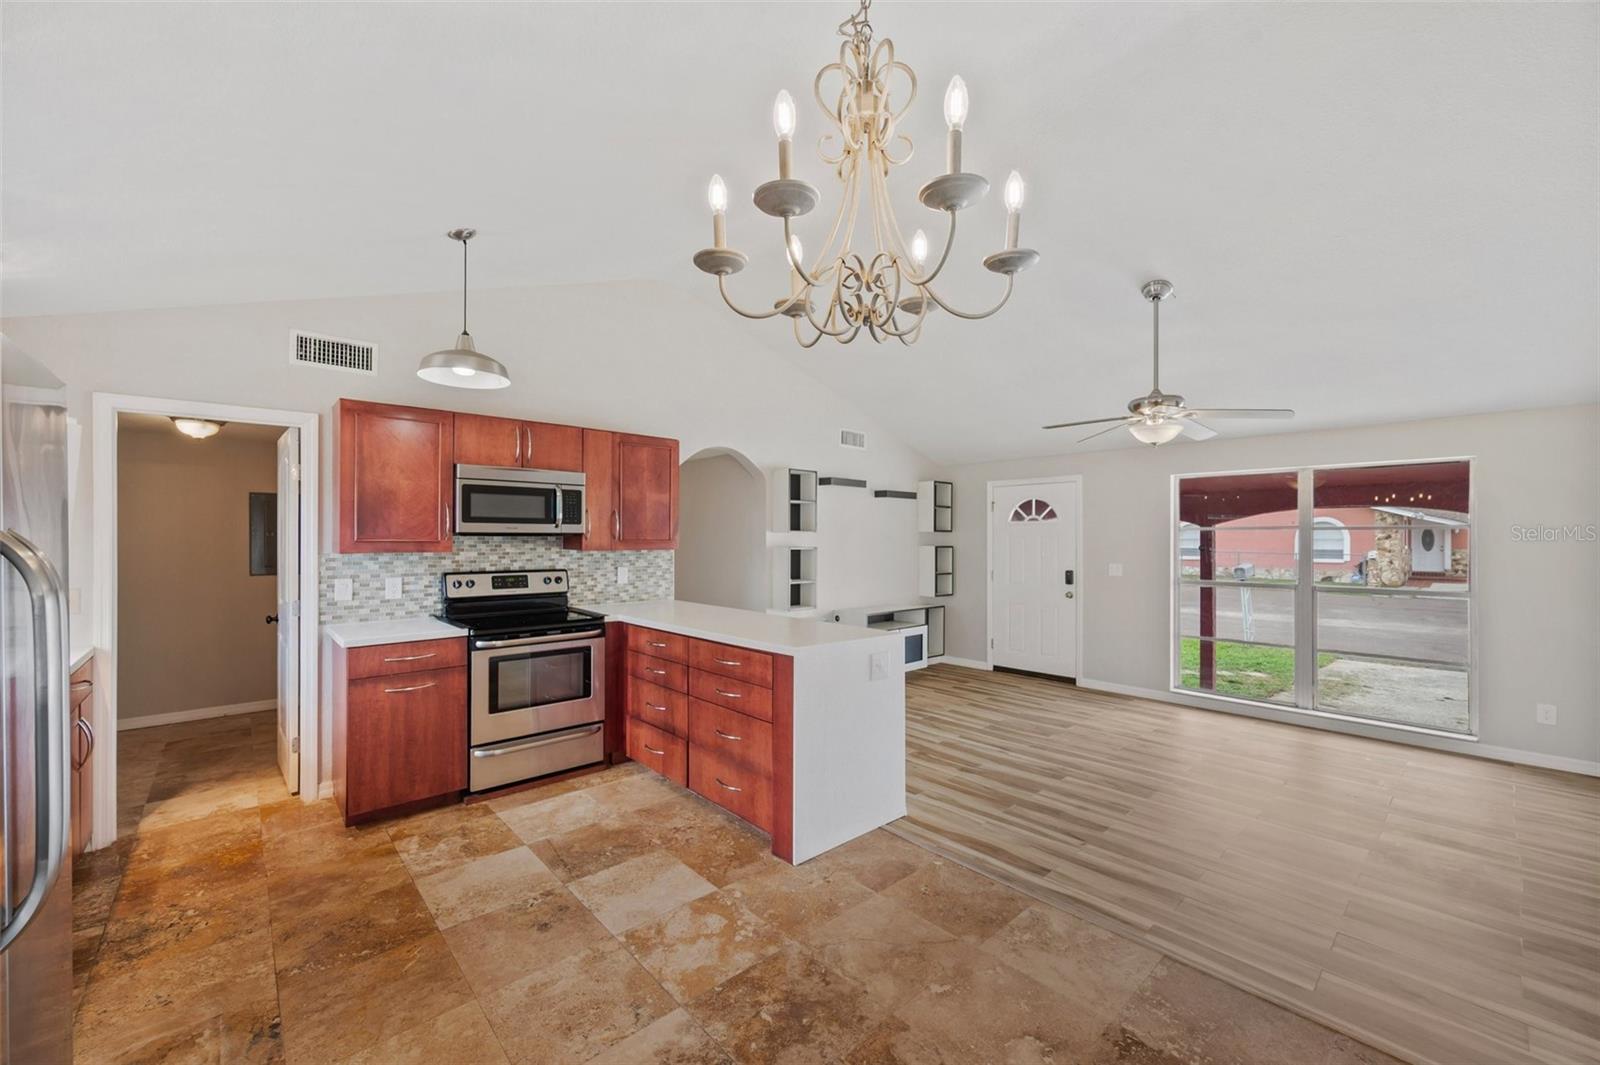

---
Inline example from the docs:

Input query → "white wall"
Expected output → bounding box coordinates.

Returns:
[675,451,767,611]
[938,404,1599,770]
[1,279,937,634]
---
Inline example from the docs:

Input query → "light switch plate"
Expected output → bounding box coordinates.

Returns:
[1108,563,1124,577]
[333,578,353,602]
[1536,703,1558,726]
[869,651,889,681]
[384,576,403,600]
[616,565,630,585]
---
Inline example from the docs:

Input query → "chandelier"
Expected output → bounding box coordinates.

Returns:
[692,0,1038,346]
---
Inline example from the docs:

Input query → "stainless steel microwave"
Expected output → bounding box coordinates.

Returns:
[454,465,586,535]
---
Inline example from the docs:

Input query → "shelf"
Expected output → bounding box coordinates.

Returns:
[773,544,818,611]
[918,480,953,534]
[774,468,818,534]
[919,544,954,597]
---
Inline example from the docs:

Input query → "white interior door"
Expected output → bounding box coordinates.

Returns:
[275,428,300,794]
[991,480,1079,678]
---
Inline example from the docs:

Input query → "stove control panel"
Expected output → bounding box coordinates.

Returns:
[443,569,567,599]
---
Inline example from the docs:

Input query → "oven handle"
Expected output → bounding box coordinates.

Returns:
[474,629,604,650]
[472,723,603,758]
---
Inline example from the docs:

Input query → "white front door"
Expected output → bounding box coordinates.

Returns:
[1412,524,1449,573]
[275,427,300,794]
[990,480,1079,678]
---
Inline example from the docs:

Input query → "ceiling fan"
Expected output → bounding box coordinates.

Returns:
[1043,279,1294,446]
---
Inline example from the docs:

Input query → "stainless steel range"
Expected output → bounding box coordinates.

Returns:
[439,568,607,793]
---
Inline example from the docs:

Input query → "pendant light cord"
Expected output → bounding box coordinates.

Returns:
[461,238,469,336]
[1152,298,1160,393]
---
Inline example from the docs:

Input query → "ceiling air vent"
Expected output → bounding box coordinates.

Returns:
[840,429,867,450]
[292,331,375,375]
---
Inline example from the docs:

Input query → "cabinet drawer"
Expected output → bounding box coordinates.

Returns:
[629,652,686,692]
[689,745,772,833]
[629,677,687,737]
[345,666,467,817]
[688,697,773,777]
[689,669,772,721]
[627,719,687,787]
[70,661,94,710]
[348,638,467,680]
[627,626,688,664]
[689,639,773,688]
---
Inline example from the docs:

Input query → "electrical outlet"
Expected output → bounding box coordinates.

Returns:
[869,651,889,681]
[384,576,403,600]
[333,578,353,602]
[616,565,630,585]
[1536,703,1558,726]
[1108,563,1124,577]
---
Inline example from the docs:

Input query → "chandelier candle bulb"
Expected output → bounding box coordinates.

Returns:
[909,229,929,270]
[944,76,968,172]
[773,89,797,179]
[708,174,728,248]
[1004,170,1025,249]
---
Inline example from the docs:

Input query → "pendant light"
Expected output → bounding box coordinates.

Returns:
[417,228,510,389]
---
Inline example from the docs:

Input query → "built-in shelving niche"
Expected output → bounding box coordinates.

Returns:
[919,544,954,597]
[917,480,953,533]
[786,468,818,533]
[774,546,818,610]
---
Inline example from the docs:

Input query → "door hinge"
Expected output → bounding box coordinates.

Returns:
[290,736,300,753]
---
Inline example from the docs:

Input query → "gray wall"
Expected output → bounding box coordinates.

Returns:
[675,453,767,611]
[937,404,1599,769]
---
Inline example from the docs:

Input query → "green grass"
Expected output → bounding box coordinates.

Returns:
[1178,638,1336,702]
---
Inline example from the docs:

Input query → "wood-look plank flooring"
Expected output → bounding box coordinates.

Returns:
[891,665,1600,1065]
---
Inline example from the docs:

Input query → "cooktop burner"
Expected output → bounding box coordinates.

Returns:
[436,568,605,638]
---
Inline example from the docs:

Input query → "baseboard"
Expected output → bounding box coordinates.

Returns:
[934,656,992,671]
[117,698,276,731]
[317,781,335,800]
[1075,677,1600,778]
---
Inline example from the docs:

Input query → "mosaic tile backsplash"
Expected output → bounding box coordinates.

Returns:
[318,537,674,624]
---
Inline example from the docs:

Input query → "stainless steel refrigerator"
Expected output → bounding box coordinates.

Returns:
[0,347,72,1065]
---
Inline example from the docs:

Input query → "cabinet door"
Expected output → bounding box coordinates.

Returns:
[337,400,454,553]
[525,422,584,472]
[564,428,617,551]
[344,667,467,817]
[454,413,525,468]
[614,433,678,549]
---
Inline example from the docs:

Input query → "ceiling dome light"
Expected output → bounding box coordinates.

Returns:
[417,228,510,390]
[1127,419,1184,446]
[171,417,224,439]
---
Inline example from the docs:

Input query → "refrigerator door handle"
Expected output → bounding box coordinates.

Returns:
[0,529,69,953]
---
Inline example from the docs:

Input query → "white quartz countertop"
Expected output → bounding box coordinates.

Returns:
[322,617,466,649]
[69,645,94,673]
[578,599,889,655]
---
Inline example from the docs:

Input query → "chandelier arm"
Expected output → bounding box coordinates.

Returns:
[867,162,956,287]
[716,274,801,321]
[793,316,827,349]
[922,273,1017,320]
[802,266,856,337]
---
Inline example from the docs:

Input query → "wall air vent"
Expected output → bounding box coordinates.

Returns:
[292,331,375,374]
[840,429,867,450]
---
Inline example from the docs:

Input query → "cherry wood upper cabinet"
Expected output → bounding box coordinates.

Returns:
[455,413,584,472]
[615,433,678,549]
[337,399,454,553]
[565,428,617,551]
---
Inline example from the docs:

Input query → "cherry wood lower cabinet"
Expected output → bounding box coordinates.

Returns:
[69,657,95,856]
[613,624,794,861]
[331,637,468,823]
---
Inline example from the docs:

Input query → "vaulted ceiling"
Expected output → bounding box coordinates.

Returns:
[3,2,1594,464]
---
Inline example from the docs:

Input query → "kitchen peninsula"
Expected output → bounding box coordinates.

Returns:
[582,599,906,865]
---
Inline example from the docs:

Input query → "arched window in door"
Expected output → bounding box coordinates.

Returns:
[1009,498,1058,522]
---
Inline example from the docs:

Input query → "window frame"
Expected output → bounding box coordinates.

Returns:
[1169,457,1476,739]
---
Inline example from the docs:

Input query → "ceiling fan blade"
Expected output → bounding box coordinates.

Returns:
[1078,421,1132,444]
[1042,416,1129,431]
[1180,419,1219,441]
[1182,407,1294,419]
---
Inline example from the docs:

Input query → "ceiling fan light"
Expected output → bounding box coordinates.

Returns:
[1127,419,1184,446]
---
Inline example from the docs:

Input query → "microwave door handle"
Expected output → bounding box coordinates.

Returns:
[0,530,70,953]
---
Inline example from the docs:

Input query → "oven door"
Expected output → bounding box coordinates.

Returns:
[456,475,560,535]
[470,631,606,745]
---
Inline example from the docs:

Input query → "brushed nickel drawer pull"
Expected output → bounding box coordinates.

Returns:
[713,658,742,667]
[648,641,668,648]
[645,702,667,712]
[714,728,743,742]
[383,652,436,663]
[715,778,743,793]
[714,688,742,699]
[643,744,666,755]
[647,668,667,676]
[383,682,436,694]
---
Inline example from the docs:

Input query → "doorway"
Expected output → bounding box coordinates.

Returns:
[988,477,1082,679]
[674,448,767,611]
[89,394,318,851]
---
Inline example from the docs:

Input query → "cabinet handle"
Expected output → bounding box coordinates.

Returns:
[73,717,95,769]
[646,668,666,676]
[383,682,437,694]
[643,744,665,756]
[714,688,742,700]
[645,702,667,712]
[713,728,743,742]
[714,777,743,793]
[613,510,620,539]
[713,658,742,667]
[383,652,435,663]
[647,641,668,648]
[70,680,94,693]
[444,502,452,536]
[514,425,524,465]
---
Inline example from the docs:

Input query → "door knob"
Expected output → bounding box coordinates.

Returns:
[265,614,278,624]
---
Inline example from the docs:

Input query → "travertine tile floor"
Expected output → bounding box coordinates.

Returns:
[73,710,1402,1064]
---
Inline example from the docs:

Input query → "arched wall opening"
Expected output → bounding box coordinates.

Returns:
[675,447,768,611]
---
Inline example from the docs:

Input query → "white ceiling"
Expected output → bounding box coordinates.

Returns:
[3,2,1595,464]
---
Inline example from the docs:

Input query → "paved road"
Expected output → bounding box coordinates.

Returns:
[1178,584,1468,665]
